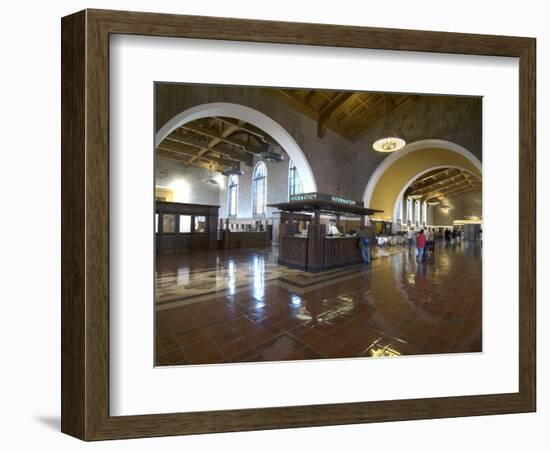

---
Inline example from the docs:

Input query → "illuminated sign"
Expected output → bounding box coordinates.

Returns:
[330,196,356,205]
[289,193,318,202]
[289,192,362,206]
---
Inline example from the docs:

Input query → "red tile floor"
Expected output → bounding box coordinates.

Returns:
[155,241,482,366]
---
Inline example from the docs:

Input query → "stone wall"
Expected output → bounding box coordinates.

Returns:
[155,159,220,205]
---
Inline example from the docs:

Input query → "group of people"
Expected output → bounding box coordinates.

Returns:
[355,224,467,266]
[443,227,463,245]
[406,227,435,262]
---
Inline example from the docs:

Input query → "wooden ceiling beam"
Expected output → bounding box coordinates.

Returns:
[157,143,225,165]
[271,89,355,141]
[214,117,278,145]
[317,92,355,138]
[165,133,252,165]
[178,122,263,155]
[410,168,457,191]
[410,172,467,196]
[442,186,479,199]
[156,149,228,172]
[185,121,241,166]
[415,178,471,199]
[351,94,420,143]
[439,183,479,198]
[304,90,317,104]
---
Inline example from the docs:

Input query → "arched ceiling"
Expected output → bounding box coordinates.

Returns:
[156,116,278,172]
[368,147,482,220]
[407,167,482,202]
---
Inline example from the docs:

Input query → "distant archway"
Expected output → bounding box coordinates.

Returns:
[391,165,481,221]
[156,102,317,192]
[362,139,481,221]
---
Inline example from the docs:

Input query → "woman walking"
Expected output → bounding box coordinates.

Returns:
[416,229,427,262]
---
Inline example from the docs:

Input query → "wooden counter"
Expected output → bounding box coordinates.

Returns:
[278,235,309,269]
[155,201,219,254]
[324,236,362,269]
[271,194,377,272]
[278,232,362,272]
[220,231,270,249]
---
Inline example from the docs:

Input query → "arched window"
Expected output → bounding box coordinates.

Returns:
[252,162,267,217]
[227,174,239,218]
[288,159,303,198]
[415,200,421,226]
[406,198,413,225]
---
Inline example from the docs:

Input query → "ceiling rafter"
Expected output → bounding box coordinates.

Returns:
[184,121,241,167]
[215,117,278,145]
[157,141,232,167]
[409,168,457,190]
[317,92,355,138]
[420,180,471,199]
[410,172,467,197]
[156,149,229,172]
[178,122,262,155]
[407,167,482,201]
[270,89,355,140]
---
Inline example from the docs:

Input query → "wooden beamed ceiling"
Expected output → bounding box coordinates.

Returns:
[271,89,418,142]
[407,167,482,202]
[156,116,277,172]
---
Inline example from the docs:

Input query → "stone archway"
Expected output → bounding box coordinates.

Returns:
[156,102,317,192]
[362,139,482,221]
[391,165,481,222]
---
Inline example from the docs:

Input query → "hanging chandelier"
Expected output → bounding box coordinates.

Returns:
[408,193,423,200]
[372,95,407,153]
[202,167,219,185]
[222,160,244,176]
[373,135,407,153]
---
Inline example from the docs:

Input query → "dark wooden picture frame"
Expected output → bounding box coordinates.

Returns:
[61,9,536,441]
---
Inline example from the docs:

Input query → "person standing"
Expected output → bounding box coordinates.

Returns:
[444,228,451,245]
[356,225,371,264]
[424,227,432,259]
[407,227,415,249]
[424,227,432,244]
[416,229,427,262]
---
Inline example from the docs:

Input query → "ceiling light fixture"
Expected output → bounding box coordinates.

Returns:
[372,95,407,153]
[202,169,219,186]
[222,160,244,176]
[260,143,285,163]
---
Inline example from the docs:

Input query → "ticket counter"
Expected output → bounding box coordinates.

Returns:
[269,193,381,272]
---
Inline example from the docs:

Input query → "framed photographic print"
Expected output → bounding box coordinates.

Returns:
[61,9,536,440]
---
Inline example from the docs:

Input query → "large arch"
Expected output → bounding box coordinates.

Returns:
[391,165,481,221]
[363,139,482,221]
[155,102,317,192]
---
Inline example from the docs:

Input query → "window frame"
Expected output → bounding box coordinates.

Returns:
[227,174,239,218]
[252,161,267,218]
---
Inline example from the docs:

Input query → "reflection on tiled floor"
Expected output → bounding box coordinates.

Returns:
[155,242,482,366]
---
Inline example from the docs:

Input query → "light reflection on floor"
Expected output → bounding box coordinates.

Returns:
[155,241,482,366]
